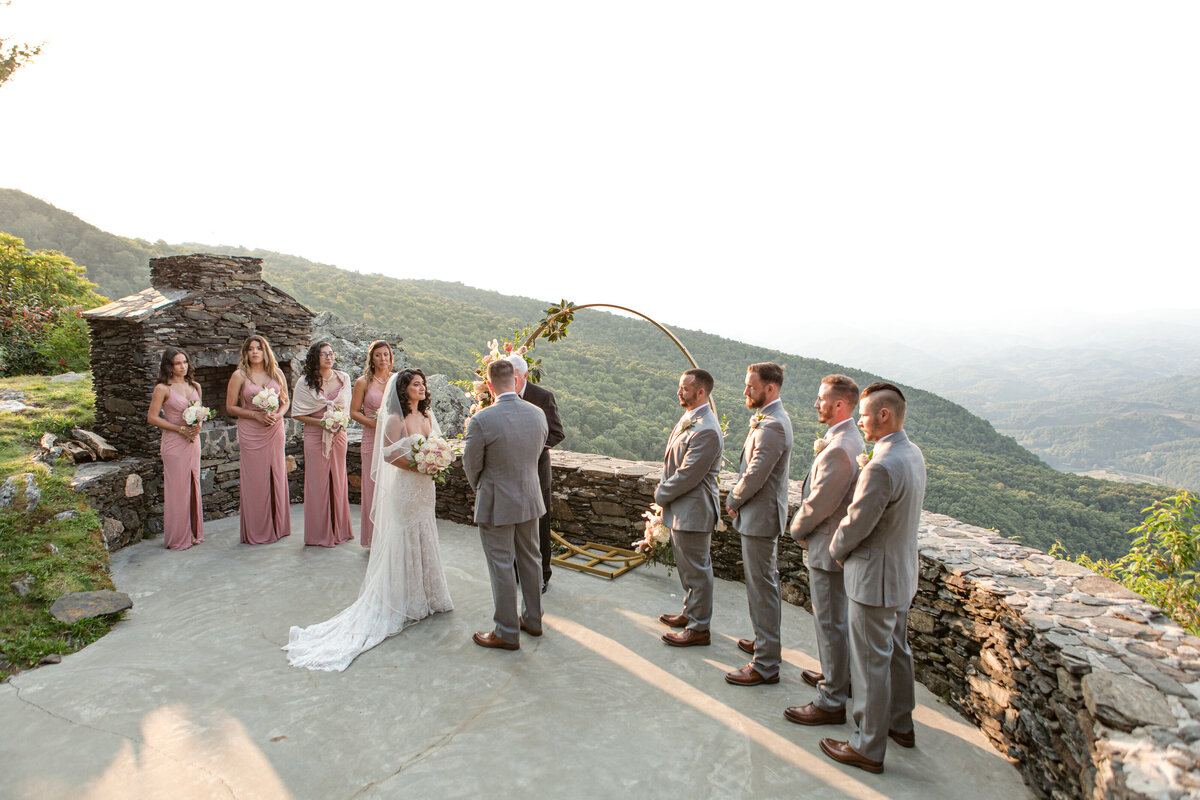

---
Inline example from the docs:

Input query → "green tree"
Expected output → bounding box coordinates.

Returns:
[0,233,106,375]
[1,2,42,89]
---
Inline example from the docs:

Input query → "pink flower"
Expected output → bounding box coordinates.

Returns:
[856,452,871,469]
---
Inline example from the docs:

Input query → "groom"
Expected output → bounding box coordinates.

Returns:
[462,358,550,651]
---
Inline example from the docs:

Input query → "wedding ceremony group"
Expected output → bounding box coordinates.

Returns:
[148,325,926,776]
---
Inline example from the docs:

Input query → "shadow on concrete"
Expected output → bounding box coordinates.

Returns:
[1,505,1030,799]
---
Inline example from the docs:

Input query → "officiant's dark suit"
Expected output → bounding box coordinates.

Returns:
[512,361,564,589]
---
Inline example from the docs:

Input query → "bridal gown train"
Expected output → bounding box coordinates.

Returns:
[284,420,454,672]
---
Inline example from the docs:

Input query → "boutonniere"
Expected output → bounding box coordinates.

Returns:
[813,438,828,455]
[679,417,698,434]
[856,450,872,469]
[749,411,766,430]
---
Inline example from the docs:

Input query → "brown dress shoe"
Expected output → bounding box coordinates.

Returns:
[473,631,519,651]
[661,628,711,647]
[889,728,915,748]
[800,668,824,688]
[658,612,689,628]
[519,620,543,637]
[783,702,846,726]
[737,638,755,656]
[819,738,883,774]
[725,664,779,686]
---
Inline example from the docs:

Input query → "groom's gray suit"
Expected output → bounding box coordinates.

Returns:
[726,399,793,678]
[829,429,926,763]
[789,418,865,710]
[463,393,549,646]
[655,403,723,632]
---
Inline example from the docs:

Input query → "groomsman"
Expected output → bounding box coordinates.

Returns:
[820,382,926,774]
[724,362,793,685]
[508,355,565,592]
[656,369,723,647]
[784,374,864,724]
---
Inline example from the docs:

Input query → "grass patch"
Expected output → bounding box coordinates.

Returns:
[0,373,117,681]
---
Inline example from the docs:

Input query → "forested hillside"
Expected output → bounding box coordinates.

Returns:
[0,188,1168,559]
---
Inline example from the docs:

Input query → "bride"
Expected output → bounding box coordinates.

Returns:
[284,368,454,671]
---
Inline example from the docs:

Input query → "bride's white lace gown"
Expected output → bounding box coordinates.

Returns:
[284,374,453,672]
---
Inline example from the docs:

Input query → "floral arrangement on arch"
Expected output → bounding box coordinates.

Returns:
[456,334,544,415]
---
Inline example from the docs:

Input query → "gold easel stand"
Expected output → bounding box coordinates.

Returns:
[550,530,645,579]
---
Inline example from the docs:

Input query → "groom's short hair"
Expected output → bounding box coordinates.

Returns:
[861,381,906,423]
[487,358,516,390]
[748,362,784,387]
[683,368,714,396]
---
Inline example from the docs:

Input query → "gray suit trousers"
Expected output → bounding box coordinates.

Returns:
[671,529,713,631]
[847,598,916,762]
[808,566,850,711]
[741,535,781,678]
[479,519,543,645]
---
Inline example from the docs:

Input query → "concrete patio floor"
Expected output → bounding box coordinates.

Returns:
[1,505,1030,799]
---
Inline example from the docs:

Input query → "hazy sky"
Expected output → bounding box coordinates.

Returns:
[3,1,1198,362]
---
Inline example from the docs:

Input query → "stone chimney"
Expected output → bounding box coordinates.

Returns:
[149,254,263,291]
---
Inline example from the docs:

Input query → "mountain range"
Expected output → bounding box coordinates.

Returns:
[0,187,1172,560]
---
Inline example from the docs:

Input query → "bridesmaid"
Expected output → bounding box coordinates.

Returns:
[292,342,353,547]
[226,334,292,545]
[146,347,205,550]
[349,340,393,549]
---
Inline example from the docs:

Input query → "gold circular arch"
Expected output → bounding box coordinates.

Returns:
[520,302,716,413]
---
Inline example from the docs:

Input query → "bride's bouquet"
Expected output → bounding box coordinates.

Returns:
[182,402,212,426]
[252,387,280,413]
[410,435,458,483]
[632,503,675,575]
[322,408,351,433]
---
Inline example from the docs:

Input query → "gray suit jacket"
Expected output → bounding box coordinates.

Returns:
[727,402,793,538]
[654,404,723,532]
[462,394,549,526]
[790,420,865,571]
[828,430,927,608]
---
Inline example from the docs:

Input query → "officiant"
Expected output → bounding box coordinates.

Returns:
[507,354,565,593]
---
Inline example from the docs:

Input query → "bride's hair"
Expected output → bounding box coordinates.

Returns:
[303,341,332,395]
[395,368,431,417]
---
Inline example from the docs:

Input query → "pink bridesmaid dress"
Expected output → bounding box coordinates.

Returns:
[238,378,291,544]
[303,386,353,547]
[358,381,384,548]
[160,388,204,550]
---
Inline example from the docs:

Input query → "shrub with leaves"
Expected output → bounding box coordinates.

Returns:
[1053,491,1199,635]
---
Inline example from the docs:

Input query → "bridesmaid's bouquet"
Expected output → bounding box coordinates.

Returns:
[252,387,280,413]
[182,402,212,426]
[410,435,458,483]
[322,408,351,432]
[632,503,675,574]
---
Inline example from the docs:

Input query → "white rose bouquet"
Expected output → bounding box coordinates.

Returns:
[632,503,675,575]
[182,402,212,426]
[322,408,351,433]
[252,387,280,413]
[409,435,458,483]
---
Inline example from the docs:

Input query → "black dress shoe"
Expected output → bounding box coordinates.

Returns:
[889,728,915,748]
[541,579,549,594]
